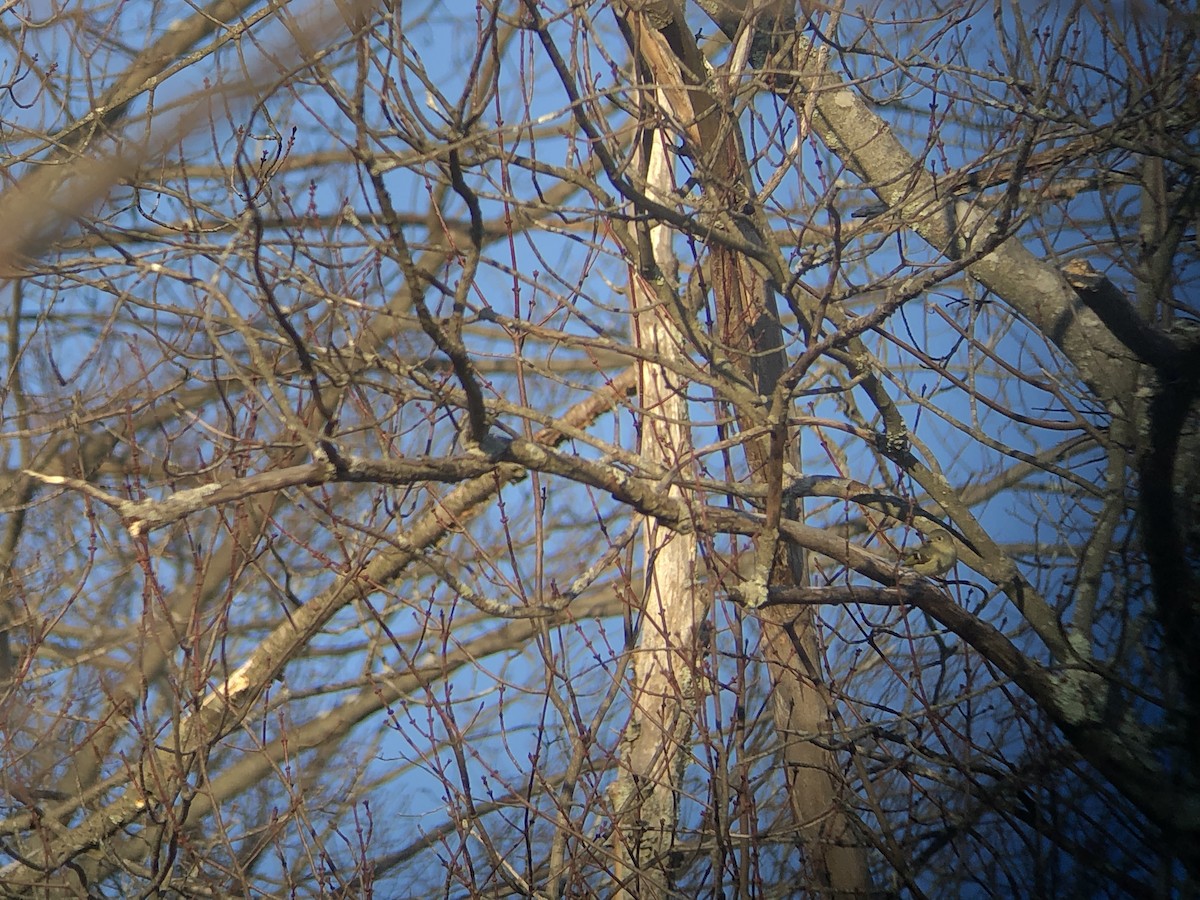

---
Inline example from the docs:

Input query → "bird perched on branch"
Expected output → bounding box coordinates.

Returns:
[901,528,957,576]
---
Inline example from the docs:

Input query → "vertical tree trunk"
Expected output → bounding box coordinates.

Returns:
[607,117,704,900]
[710,244,873,894]
[614,4,873,893]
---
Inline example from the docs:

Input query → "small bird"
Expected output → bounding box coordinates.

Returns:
[900,528,957,576]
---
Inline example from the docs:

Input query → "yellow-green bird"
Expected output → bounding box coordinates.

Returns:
[901,528,957,576]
